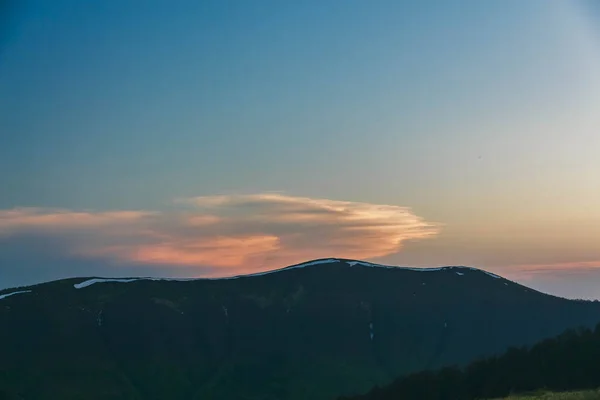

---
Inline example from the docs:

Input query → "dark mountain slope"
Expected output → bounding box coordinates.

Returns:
[1,259,599,400]
[339,323,600,400]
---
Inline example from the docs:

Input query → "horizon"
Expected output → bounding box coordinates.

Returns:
[2,0,600,299]
[0,257,592,302]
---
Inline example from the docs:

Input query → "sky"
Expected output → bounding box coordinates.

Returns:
[1,0,600,299]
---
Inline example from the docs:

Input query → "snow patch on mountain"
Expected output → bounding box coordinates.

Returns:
[347,260,445,271]
[74,278,141,289]
[482,270,502,279]
[0,290,32,300]
[347,260,395,269]
[243,258,341,276]
[345,260,503,278]
[73,259,343,289]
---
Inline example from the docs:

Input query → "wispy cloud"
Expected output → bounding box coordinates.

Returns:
[0,194,441,276]
[503,261,600,281]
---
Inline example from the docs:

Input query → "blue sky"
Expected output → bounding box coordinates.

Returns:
[1,0,600,299]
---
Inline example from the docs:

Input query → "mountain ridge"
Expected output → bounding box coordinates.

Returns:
[1,258,599,400]
[1,257,513,294]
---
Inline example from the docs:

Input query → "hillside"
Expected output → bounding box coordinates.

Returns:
[340,323,600,400]
[1,258,600,400]
[495,391,600,400]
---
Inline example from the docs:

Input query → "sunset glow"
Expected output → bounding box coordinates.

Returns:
[0,194,441,275]
[2,0,600,298]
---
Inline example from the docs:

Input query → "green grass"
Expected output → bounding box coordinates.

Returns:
[495,389,600,399]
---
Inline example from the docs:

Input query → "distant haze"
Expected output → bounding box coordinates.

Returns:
[1,0,600,299]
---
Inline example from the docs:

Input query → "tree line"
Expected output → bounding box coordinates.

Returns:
[339,323,600,400]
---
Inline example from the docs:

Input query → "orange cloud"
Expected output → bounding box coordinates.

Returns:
[84,235,281,269]
[0,194,441,275]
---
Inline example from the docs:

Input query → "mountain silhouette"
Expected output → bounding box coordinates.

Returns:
[1,258,599,400]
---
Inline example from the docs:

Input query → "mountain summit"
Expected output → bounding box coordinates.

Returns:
[1,259,599,400]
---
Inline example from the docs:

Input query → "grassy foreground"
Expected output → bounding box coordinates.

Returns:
[497,389,600,399]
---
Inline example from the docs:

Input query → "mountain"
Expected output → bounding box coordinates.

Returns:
[1,258,599,400]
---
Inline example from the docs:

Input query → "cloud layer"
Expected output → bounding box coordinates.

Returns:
[0,194,441,278]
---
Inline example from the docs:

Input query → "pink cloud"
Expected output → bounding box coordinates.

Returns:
[0,194,442,275]
[82,235,281,270]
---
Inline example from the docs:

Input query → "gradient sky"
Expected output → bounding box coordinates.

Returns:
[1,0,600,299]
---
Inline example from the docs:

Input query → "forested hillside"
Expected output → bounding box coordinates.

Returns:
[340,323,600,400]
